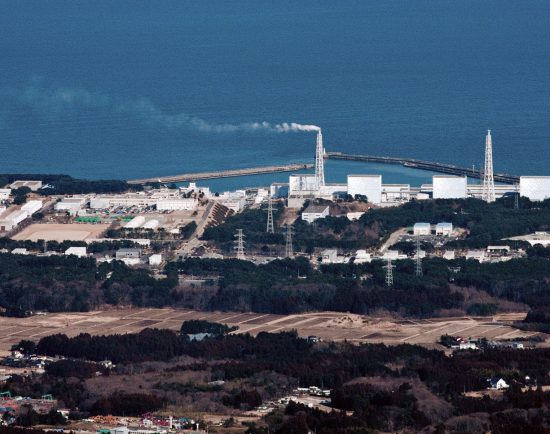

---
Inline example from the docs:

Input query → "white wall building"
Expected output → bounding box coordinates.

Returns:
[347,175,382,205]
[289,174,318,194]
[435,222,453,236]
[124,216,146,229]
[432,176,467,199]
[65,246,87,258]
[413,222,431,236]
[55,197,87,214]
[149,254,163,266]
[519,176,550,201]
[21,200,43,215]
[0,209,28,231]
[9,180,42,191]
[302,204,330,223]
[0,189,11,200]
[156,198,197,211]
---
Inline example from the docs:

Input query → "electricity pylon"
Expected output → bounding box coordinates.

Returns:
[415,236,423,277]
[383,258,395,288]
[285,224,294,258]
[234,229,245,260]
[266,196,275,234]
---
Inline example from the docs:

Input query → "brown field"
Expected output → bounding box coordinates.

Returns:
[0,309,544,355]
[12,223,109,242]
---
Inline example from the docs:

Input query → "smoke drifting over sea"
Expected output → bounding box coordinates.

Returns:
[1,80,320,134]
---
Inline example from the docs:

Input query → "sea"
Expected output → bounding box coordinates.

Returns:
[1,0,549,191]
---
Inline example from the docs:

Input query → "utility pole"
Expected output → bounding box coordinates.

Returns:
[266,196,275,234]
[383,257,395,288]
[285,224,294,258]
[234,229,245,260]
[482,130,496,203]
[415,236,423,277]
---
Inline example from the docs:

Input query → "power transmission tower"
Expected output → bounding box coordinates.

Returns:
[234,229,245,260]
[266,196,275,234]
[315,129,325,190]
[285,224,294,258]
[514,184,520,209]
[415,236,423,277]
[383,258,395,288]
[482,129,496,203]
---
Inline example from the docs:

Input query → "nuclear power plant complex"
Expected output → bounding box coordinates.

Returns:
[276,129,550,207]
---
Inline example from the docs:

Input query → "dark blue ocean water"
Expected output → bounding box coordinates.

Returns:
[1,1,549,189]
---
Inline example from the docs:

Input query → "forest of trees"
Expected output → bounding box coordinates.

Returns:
[9,327,550,432]
[0,173,140,195]
[4,249,550,318]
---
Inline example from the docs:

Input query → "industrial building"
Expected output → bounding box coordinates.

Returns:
[9,180,42,191]
[432,176,467,199]
[302,204,330,223]
[55,197,88,214]
[0,189,11,200]
[0,209,29,231]
[435,222,453,236]
[519,176,550,201]
[65,246,87,258]
[116,248,142,259]
[413,222,431,236]
[347,175,382,205]
[156,198,197,211]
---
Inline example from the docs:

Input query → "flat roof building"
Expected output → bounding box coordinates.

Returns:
[432,176,467,199]
[347,175,382,205]
[435,222,453,236]
[413,222,431,236]
[302,204,330,223]
[519,176,550,202]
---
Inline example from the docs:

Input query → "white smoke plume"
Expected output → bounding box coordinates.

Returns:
[3,80,320,134]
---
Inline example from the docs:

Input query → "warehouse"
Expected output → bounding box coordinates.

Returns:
[413,222,431,236]
[156,198,197,211]
[55,197,88,214]
[432,176,467,199]
[21,200,43,215]
[302,204,330,223]
[519,176,550,202]
[347,175,382,205]
[0,209,28,231]
[9,180,42,191]
[435,222,453,236]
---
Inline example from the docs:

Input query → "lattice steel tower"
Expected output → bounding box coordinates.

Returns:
[266,196,275,234]
[383,258,395,288]
[285,224,294,258]
[482,129,496,203]
[514,184,520,209]
[415,236,423,277]
[234,229,245,260]
[315,129,325,190]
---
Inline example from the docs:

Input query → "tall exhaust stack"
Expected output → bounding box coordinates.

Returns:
[315,129,325,190]
[482,129,495,203]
